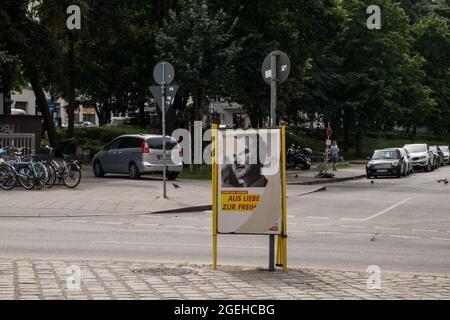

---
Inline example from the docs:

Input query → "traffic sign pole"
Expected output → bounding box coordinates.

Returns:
[270,54,277,127]
[162,63,167,199]
[262,50,291,272]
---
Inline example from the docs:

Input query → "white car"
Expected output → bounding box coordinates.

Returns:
[403,144,434,172]
[439,146,450,165]
[92,134,183,180]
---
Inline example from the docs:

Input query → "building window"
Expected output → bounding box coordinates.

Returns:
[14,101,28,113]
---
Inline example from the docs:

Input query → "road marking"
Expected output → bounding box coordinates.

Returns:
[341,225,365,229]
[390,234,421,239]
[91,240,266,250]
[133,223,159,227]
[289,230,307,233]
[374,227,400,230]
[341,198,411,222]
[354,233,375,236]
[431,237,450,241]
[94,221,123,225]
[315,231,345,235]
[306,223,328,227]
[65,220,89,223]
[412,229,438,233]
[287,215,295,218]
[306,216,330,220]
[172,217,200,221]
[166,225,196,229]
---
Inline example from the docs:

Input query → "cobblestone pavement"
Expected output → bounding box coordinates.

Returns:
[0,258,449,300]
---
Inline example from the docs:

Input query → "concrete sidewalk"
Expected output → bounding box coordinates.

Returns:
[287,165,366,185]
[0,173,325,216]
[1,258,449,300]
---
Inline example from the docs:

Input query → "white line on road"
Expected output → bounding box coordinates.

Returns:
[412,229,438,233]
[374,227,400,230]
[431,237,450,241]
[94,221,123,225]
[306,216,330,220]
[133,223,159,227]
[340,198,411,222]
[91,240,266,250]
[390,234,421,239]
[341,225,365,229]
[315,231,345,235]
[306,223,329,227]
[64,220,89,224]
[166,225,196,229]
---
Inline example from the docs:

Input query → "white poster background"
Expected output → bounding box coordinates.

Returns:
[217,129,282,235]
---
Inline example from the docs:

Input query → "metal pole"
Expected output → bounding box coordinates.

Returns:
[162,63,167,198]
[270,54,277,127]
[268,53,277,271]
[269,235,275,271]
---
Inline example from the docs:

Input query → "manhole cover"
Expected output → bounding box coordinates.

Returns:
[131,267,193,276]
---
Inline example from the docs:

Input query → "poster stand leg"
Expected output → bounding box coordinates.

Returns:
[269,235,275,271]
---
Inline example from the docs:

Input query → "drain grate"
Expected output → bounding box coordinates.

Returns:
[131,267,193,276]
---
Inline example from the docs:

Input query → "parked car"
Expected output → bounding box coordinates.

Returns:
[92,134,183,180]
[403,144,434,172]
[366,148,408,178]
[395,147,414,175]
[438,146,450,165]
[429,146,442,169]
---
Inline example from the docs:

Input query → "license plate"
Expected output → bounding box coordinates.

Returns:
[377,169,387,173]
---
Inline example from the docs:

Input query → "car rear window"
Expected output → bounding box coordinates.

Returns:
[148,137,178,150]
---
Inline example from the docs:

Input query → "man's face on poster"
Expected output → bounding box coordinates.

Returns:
[234,147,260,180]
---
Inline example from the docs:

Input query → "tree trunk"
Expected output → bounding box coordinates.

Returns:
[29,75,59,149]
[2,67,12,115]
[137,90,146,129]
[355,125,363,159]
[67,32,76,138]
[410,125,417,143]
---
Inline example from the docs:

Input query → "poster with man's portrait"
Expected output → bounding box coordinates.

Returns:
[217,129,282,235]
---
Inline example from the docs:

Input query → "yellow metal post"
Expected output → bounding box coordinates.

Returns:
[212,124,218,271]
[281,124,288,272]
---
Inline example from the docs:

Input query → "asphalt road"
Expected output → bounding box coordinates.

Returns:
[1,166,450,274]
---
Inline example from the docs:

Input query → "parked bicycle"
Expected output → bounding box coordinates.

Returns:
[0,149,17,190]
[43,146,82,188]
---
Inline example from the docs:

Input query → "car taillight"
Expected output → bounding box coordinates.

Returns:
[141,141,150,154]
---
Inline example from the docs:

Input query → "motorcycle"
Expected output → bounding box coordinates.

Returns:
[286,144,312,170]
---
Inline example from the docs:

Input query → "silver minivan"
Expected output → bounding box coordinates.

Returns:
[92,134,183,180]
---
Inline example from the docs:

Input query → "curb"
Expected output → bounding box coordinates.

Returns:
[287,174,366,186]
[295,185,326,196]
[149,186,327,214]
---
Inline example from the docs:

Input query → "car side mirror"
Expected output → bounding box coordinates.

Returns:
[103,146,109,151]
[366,157,371,161]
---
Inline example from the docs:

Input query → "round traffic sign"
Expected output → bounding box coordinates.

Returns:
[261,50,291,85]
[153,61,175,85]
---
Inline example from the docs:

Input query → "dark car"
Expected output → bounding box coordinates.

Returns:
[366,149,407,179]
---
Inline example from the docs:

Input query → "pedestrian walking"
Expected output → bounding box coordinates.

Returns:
[330,141,339,172]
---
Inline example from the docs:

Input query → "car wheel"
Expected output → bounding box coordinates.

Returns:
[167,172,179,181]
[129,162,141,179]
[93,160,105,177]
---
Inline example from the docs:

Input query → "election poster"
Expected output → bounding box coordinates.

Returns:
[216,129,282,235]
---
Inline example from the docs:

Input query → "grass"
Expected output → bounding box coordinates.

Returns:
[178,165,212,180]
